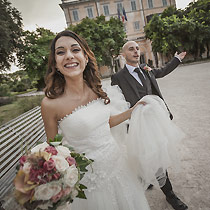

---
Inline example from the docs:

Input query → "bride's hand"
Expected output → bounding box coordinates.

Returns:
[132,100,147,111]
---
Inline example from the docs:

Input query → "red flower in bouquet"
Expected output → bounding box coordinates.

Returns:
[43,158,55,171]
[14,135,93,210]
[44,146,58,155]
[66,156,77,166]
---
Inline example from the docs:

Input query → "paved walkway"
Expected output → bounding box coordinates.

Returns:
[103,61,210,210]
[1,61,210,210]
[144,61,210,210]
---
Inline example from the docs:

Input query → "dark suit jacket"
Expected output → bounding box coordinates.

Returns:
[111,57,181,119]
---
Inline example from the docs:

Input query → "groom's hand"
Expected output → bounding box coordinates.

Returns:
[175,51,187,61]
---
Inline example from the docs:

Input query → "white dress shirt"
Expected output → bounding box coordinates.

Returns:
[126,64,146,86]
[175,55,182,62]
[126,56,181,86]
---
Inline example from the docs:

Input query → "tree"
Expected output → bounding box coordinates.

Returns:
[17,28,55,89]
[186,0,210,58]
[0,70,33,94]
[0,74,11,96]
[10,70,34,92]
[0,0,23,71]
[68,16,126,71]
[144,12,183,60]
[144,5,208,62]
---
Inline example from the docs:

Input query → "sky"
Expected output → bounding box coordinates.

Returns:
[8,0,193,72]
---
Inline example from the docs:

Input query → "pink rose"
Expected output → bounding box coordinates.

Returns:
[66,156,76,166]
[51,190,63,203]
[44,146,58,155]
[62,187,71,196]
[52,172,60,180]
[19,155,27,166]
[43,159,55,171]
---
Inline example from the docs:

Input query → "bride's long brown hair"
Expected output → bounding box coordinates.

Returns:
[44,30,110,104]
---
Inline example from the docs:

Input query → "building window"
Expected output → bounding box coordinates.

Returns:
[103,5,110,16]
[162,0,167,6]
[148,0,153,8]
[117,2,123,12]
[134,21,140,31]
[87,7,94,18]
[72,10,79,21]
[146,14,153,23]
[131,0,137,11]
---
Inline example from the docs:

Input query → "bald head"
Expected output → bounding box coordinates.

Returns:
[122,41,139,53]
[122,41,140,67]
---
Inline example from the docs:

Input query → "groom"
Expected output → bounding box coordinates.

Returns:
[111,41,188,210]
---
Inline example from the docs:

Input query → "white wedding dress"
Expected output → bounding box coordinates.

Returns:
[58,85,185,210]
[59,97,150,210]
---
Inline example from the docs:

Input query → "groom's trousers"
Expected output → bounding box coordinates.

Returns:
[160,171,173,196]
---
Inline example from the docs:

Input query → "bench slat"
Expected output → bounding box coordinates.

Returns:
[0,106,48,200]
[0,129,46,178]
[0,106,40,133]
[0,117,44,156]
[0,111,42,145]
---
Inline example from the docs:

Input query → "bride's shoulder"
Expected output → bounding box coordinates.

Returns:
[41,96,62,114]
[42,96,56,108]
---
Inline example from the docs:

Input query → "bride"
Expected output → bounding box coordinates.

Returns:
[41,30,150,210]
[41,30,184,210]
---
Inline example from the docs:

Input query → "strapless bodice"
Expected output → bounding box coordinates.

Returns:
[59,99,115,156]
[58,99,125,192]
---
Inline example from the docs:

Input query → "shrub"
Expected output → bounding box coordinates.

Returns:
[16,95,44,112]
[0,96,17,106]
[0,84,11,97]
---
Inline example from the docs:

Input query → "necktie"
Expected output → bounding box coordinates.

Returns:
[134,68,147,88]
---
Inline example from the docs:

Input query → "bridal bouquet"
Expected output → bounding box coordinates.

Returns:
[14,134,93,210]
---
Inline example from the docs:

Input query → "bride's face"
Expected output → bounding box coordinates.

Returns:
[55,36,88,78]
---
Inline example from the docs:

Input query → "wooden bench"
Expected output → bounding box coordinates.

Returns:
[0,106,46,200]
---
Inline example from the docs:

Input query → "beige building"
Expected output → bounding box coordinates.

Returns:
[60,0,176,71]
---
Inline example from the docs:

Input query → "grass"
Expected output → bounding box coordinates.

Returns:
[0,103,21,125]
[0,95,44,126]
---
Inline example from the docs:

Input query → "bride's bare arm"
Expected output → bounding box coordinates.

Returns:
[109,100,146,128]
[41,97,58,142]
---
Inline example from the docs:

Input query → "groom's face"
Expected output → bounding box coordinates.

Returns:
[122,41,140,67]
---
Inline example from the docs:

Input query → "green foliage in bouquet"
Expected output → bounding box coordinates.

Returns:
[49,134,63,143]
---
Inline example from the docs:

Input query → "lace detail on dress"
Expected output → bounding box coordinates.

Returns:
[58,98,101,123]
[82,141,126,193]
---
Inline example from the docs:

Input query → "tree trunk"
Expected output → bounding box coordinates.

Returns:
[206,43,210,59]
[154,52,159,68]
